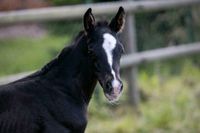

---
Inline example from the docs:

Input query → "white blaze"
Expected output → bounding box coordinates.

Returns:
[102,33,121,89]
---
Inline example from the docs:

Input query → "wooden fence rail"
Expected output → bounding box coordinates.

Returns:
[121,42,200,68]
[0,0,200,24]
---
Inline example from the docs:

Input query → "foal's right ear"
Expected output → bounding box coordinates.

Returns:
[83,8,95,33]
[109,7,125,33]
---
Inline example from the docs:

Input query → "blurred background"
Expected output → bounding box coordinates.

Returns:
[0,0,200,132]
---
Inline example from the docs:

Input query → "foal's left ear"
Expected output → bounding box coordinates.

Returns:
[84,8,95,33]
[109,7,125,33]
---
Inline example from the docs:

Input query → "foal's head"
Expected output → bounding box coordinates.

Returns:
[83,7,125,102]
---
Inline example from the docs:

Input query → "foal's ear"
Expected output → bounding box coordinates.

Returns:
[84,8,95,33]
[109,7,125,33]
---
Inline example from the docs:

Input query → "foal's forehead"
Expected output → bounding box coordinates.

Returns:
[103,33,117,48]
[102,33,117,65]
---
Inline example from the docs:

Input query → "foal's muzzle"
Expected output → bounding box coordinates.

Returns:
[104,78,123,102]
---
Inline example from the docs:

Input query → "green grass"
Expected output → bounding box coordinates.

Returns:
[0,35,69,76]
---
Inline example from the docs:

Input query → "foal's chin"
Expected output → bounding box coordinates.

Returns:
[104,92,122,103]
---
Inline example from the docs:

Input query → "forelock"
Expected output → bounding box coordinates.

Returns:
[96,21,109,27]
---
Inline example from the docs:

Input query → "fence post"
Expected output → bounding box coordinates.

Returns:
[122,0,140,108]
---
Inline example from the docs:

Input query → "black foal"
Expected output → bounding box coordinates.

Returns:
[0,7,125,133]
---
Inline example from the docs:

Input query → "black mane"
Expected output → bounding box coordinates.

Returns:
[13,30,87,83]
[41,30,86,73]
[96,20,109,27]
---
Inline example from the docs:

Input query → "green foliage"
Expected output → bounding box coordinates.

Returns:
[46,20,82,35]
[136,8,200,51]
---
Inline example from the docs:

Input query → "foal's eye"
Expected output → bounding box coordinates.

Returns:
[88,49,97,61]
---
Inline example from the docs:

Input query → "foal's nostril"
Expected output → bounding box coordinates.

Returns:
[120,83,123,92]
[106,82,112,93]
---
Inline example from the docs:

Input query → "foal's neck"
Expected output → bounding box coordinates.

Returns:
[44,32,97,104]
